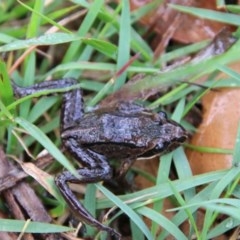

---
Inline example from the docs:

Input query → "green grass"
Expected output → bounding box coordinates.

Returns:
[1,1,240,239]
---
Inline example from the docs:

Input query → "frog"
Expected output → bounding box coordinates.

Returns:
[13,78,187,239]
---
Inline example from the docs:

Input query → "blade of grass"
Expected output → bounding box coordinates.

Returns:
[96,184,154,240]
[216,0,226,9]
[0,33,82,52]
[169,4,240,26]
[14,117,76,175]
[167,180,200,239]
[71,0,89,8]
[114,0,131,90]
[84,184,97,236]
[138,207,187,240]
[217,65,240,81]
[0,100,13,120]
[28,97,58,123]
[0,60,14,107]
[17,0,71,33]
[98,170,230,209]
[0,219,73,233]
[185,143,233,154]
[207,217,240,238]
[62,0,105,63]
[26,0,43,37]
[44,5,79,24]
[158,182,218,239]
[138,39,240,108]
[21,53,36,119]
[201,167,240,238]
[42,61,159,80]
[232,121,240,165]
[158,40,209,65]
[131,220,145,240]
[151,153,173,237]
[82,38,118,59]
[226,5,240,13]
[0,33,16,44]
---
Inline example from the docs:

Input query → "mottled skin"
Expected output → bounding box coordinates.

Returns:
[13,78,187,239]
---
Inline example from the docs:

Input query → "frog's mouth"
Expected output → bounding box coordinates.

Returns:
[137,144,170,160]
[165,137,187,151]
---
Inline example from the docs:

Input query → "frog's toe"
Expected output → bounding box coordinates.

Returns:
[105,226,121,239]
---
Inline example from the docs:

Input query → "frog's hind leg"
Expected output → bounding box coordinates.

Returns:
[12,78,77,98]
[60,80,84,131]
[12,78,84,130]
[55,168,120,239]
[115,157,136,179]
[56,138,121,239]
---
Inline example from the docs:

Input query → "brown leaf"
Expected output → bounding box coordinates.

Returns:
[187,62,240,174]
[20,161,60,200]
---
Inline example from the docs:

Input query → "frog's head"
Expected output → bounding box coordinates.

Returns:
[157,118,188,153]
[139,116,187,159]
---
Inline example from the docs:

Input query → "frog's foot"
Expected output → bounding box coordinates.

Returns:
[103,226,121,240]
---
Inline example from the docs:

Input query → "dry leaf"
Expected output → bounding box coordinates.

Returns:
[187,62,240,174]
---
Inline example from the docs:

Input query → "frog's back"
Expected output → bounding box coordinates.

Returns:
[63,109,155,147]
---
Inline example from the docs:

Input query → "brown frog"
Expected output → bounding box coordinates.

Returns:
[13,78,187,239]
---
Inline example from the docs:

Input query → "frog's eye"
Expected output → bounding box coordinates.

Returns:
[177,136,187,143]
[158,111,167,119]
[158,111,168,125]
[155,142,165,151]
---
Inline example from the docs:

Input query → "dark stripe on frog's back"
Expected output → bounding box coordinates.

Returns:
[86,142,146,159]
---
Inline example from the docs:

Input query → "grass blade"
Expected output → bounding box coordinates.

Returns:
[15,117,76,175]
[0,33,82,52]
[97,184,154,240]
[0,219,73,233]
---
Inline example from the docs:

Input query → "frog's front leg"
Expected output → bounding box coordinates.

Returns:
[56,138,121,239]
[116,158,136,179]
